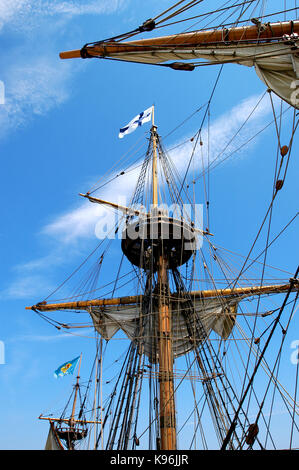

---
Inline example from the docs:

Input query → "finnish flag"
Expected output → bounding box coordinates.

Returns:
[119,106,153,138]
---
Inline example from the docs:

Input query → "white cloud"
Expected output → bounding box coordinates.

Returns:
[0,58,73,138]
[168,94,271,175]
[9,333,75,342]
[43,200,104,243]
[0,0,125,32]
[0,0,28,31]
[47,0,125,16]
[0,0,127,140]
[13,253,64,273]
[42,167,140,243]
[1,274,55,299]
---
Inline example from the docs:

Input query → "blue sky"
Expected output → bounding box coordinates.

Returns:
[0,1,298,450]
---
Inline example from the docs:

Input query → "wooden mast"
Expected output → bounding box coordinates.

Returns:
[151,109,177,450]
[70,353,82,427]
[157,251,176,449]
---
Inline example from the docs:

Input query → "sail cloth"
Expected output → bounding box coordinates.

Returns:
[60,21,299,107]
[45,422,64,450]
[88,296,239,362]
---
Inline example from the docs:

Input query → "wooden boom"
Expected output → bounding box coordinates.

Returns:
[26,282,298,312]
[79,193,146,216]
[39,415,102,425]
[59,21,299,60]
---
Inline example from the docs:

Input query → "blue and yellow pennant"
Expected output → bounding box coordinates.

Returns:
[54,356,80,379]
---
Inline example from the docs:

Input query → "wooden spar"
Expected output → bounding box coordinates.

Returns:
[189,282,298,299]
[39,415,102,425]
[79,193,146,216]
[25,282,298,312]
[81,191,209,235]
[59,21,299,60]
[25,294,139,311]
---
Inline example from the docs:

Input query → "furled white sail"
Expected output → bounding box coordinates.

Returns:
[45,422,64,450]
[88,296,238,362]
[60,21,299,108]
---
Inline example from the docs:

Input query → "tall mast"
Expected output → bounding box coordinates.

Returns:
[157,253,176,449]
[70,353,82,426]
[151,110,176,449]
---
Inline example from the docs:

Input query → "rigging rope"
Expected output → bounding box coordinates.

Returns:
[221,268,299,450]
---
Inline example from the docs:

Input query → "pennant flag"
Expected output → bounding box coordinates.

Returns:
[119,106,153,139]
[54,356,80,379]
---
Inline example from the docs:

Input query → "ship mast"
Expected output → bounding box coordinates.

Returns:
[70,353,82,429]
[39,353,102,450]
[151,108,176,450]
[28,111,299,450]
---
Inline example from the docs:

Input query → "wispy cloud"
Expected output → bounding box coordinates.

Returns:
[1,274,55,299]
[0,0,126,140]
[13,252,65,273]
[168,94,271,175]
[8,333,75,343]
[42,170,140,243]
[0,0,125,32]
[0,57,73,139]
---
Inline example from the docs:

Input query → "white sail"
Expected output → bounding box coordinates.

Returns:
[59,21,299,108]
[88,296,238,361]
[45,422,64,450]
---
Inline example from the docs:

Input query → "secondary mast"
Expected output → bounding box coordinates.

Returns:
[39,353,102,450]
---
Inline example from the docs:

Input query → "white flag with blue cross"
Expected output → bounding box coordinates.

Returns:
[118,106,153,139]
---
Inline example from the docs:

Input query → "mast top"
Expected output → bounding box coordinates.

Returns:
[151,104,158,208]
